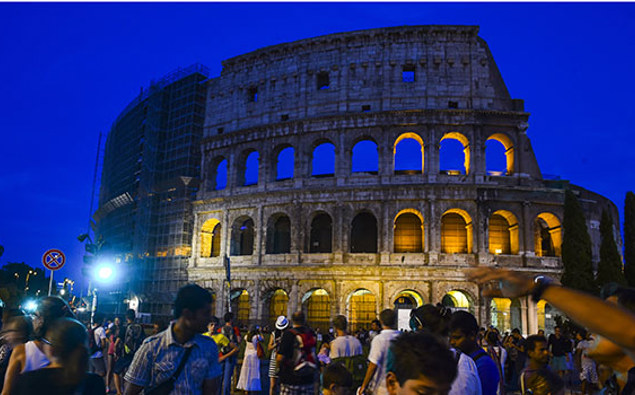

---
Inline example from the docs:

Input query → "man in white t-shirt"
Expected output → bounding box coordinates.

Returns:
[359,309,401,395]
[89,314,108,382]
[329,315,363,358]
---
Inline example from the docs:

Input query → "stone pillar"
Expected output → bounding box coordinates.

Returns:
[256,205,264,265]
[427,128,440,182]
[526,297,537,336]
[472,126,485,182]
[289,281,299,314]
[522,201,533,259]
[520,297,529,335]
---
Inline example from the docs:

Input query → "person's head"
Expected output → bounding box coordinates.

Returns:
[448,311,479,353]
[0,315,32,346]
[322,362,352,395]
[125,308,136,323]
[511,328,521,339]
[537,329,545,337]
[525,335,549,366]
[275,315,289,331]
[332,315,348,332]
[42,318,89,386]
[291,310,306,326]
[209,315,220,332]
[379,309,397,330]
[485,330,500,347]
[370,319,381,332]
[33,296,75,339]
[223,312,233,325]
[554,326,561,336]
[409,304,451,336]
[174,284,213,333]
[113,316,121,326]
[386,332,457,395]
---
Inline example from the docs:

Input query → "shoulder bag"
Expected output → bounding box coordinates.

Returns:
[145,346,194,395]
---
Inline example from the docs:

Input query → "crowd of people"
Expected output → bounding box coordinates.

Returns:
[0,268,634,395]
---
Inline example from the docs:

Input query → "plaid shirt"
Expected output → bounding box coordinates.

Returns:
[124,322,221,394]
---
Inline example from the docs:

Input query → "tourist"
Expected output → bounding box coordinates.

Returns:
[330,315,362,359]
[204,316,238,363]
[113,309,145,395]
[1,296,75,395]
[359,309,400,395]
[277,311,318,395]
[368,320,381,343]
[220,312,241,395]
[322,362,353,395]
[12,317,105,394]
[385,331,458,395]
[484,330,506,395]
[547,326,570,379]
[89,313,108,384]
[520,335,564,395]
[237,325,263,394]
[0,315,32,391]
[105,316,121,393]
[123,284,221,394]
[268,315,289,395]
[502,328,526,391]
[449,311,500,395]
[575,329,598,394]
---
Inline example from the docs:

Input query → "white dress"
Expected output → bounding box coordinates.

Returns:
[237,334,261,391]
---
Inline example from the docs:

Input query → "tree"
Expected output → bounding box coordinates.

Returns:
[625,192,635,287]
[561,189,597,294]
[596,209,626,287]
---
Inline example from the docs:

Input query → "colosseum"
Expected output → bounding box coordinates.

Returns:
[99,25,619,335]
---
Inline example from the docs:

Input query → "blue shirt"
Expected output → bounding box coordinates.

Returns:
[469,349,500,395]
[125,322,222,395]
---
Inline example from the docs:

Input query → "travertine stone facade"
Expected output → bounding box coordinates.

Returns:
[190,26,619,333]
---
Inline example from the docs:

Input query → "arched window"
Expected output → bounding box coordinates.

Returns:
[394,211,423,253]
[534,213,562,257]
[303,289,330,332]
[309,213,332,253]
[489,214,511,255]
[351,212,378,253]
[230,289,250,325]
[268,289,289,322]
[440,132,470,175]
[209,157,227,190]
[394,133,424,175]
[275,146,294,180]
[200,219,221,257]
[267,215,291,254]
[486,133,514,176]
[441,210,472,253]
[311,142,335,177]
[352,139,378,174]
[393,290,424,310]
[442,290,474,314]
[244,151,259,186]
[347,289,376,333]
[231,217,254,256]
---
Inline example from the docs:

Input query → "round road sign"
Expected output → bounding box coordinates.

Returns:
[42,249,65,271]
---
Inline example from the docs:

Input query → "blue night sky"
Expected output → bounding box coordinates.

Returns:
[1,2,634,291]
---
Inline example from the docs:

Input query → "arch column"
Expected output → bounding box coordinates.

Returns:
[522,201,533,259]
[289,281,299,314]
[527,298,538,335]
[426,128,439,182]
[472,126,486,182]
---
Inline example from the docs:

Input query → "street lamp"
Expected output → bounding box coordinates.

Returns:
[89,261,117,325]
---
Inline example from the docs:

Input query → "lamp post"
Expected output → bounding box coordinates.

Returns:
[90,261,116,326]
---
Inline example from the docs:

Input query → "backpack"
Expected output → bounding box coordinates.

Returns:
[124,323,145,355]
[331,354,368,389]
[289,328,318,379]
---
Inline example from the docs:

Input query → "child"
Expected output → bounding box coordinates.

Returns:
[322,362,353,395]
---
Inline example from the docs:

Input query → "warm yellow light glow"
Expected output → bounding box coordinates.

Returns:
[487,133,515,175]
[349,289,376,332]
[200,218,221,257]
[446,290,470,309]
[441,132,470,175]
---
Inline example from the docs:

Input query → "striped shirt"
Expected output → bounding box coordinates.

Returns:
[124,322,222,395]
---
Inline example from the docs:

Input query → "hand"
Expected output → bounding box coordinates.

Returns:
[467,268,536,298]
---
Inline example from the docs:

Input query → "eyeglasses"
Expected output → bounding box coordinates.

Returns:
[40,337,53,346]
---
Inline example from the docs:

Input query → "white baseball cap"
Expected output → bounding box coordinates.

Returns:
[275,315,289,330]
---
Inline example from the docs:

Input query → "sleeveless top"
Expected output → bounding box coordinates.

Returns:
[21,341,49,373]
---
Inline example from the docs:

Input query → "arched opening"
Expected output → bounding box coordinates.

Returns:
[243,151,259,186]
[394,133,424,175]
[442,290,474,314]
[490,298,511,333]
[303,289,330,332]
[267,289,289,323]
[208,157,227,190]
[230,289,250,325]
[440,132,470,175]
[200,219,222,257]
[486,133,514,176]
[267,214,291,254]
[347,289,377,332]
[311,141,335,177]
[537,300,556,333]
[394,210,424,253]
[351,212,378,253]
[309,213,332,253]
[441,209,473,254]
[534,213,562,257]
[352,139,378,174]
[489,210,519,255]
[231,217,254,256]
[275,146,294,180]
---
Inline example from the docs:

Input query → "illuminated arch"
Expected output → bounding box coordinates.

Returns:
[230,289,250,325]
[302,288,330,332]
[200,218,221,257]
[489,210,519,255]
[266,289,289,323]
[536,300,556,332]
[394,132,424,174]
[490,298,521,333]
[231,216,254,256]
[393,290,424,309]
[440,132,470,175]
[347,289,377,332]
[394,209,424,253]
[442,290,474,314]
[534,212,562,257]
[486,133,514,176]
[441,209,473,254]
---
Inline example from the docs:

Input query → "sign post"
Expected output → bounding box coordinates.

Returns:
[42,249,65,296]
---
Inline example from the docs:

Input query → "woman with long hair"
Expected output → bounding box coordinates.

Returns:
[237,325,263,395]
[12,317,105,394]
[1,296,75,395]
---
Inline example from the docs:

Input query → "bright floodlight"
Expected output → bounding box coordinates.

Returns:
[23,300,38,313]
[97,266,113,280]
